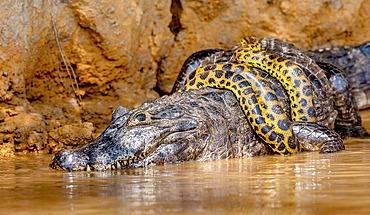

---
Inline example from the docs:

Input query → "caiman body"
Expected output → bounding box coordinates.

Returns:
[50,38,368,171]
[50,88,343,171]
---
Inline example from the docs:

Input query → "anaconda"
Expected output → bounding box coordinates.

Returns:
[259,37,368,137]
[182,63,300,154]
[172,37,369,138]
[235,36,316,123]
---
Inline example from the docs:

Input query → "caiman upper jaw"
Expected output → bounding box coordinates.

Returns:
[49,149,88,171]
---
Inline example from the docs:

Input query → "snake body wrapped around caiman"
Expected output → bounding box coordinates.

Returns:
[172,37,369,138]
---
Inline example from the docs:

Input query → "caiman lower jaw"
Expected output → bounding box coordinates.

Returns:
[85,154,145,171]
[87,129,200,171]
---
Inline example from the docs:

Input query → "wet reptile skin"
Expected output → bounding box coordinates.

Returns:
[172,37,369,138]
[182,63,300,154]
[305,41,370,110]
[50,88,344,171]
[259,37,336,128]
[235,37,317,122]
[259,38,368,137]
[48,38,367,171]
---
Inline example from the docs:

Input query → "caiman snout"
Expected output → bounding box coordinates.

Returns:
[49,149,88,171]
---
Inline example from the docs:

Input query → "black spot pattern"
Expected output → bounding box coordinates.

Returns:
[299,98,307,107]
[278,142,286,151]
[251,105,262,116]
[264,92,276,101]
[208,78,215,84]
[243,88,253,95]
[189,79,196,86]
[272,104,283,114]
[238,81,250,88]
[277,133,285,141]
[308,106,315,118]
[225,71,234,79]
[199,71,209,80]
[252,55,260,61]
[215,70,223,78]
[294,79,301,88]
[277,119,289,131]
[204,64,217,71]
[302,85,311,97]
[261,125,271,134]
[232,75,244,83]
[268,55,277,60]
[277,57,284,62]
[234,65,245,73]
[268,131,277,141]
[292,68,303,77]
[255,117,266,125]
[196,82,204,88]
[222,63,232,71]
[248,95,258,105]
[188,71,196,81]
[288,136,296,149]
[268,114,275,121]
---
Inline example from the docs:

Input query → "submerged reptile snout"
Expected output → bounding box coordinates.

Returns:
[49,149,89,171]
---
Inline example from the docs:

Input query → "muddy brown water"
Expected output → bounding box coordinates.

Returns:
[1,111,370,214]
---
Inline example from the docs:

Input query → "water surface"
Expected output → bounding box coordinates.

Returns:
[1,111,370,214]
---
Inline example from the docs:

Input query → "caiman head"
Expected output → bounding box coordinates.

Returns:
[50,88,261,171]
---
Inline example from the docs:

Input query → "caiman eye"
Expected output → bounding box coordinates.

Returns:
[135,113,147,122]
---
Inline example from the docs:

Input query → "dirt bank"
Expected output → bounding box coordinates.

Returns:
[0,0,369,156]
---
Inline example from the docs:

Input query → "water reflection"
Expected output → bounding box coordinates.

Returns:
[0,111,370,214]
[39,147,369,214]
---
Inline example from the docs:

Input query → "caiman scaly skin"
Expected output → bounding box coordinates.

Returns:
[50,88,344,171]
[305,41,370,110]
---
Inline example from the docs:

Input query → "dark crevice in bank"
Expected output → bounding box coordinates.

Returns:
[153,84,168,97]
[168,0,184,38]
[154,58,169,97]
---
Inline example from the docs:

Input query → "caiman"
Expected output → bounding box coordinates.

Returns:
[50,37,369,171]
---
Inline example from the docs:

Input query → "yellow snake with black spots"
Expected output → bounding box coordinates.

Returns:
[235,36,317,122]
[182,63,301,154]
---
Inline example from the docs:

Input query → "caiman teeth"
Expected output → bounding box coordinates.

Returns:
[112,155,144,169]
[116,161,122,169]
[86,165,91,172]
